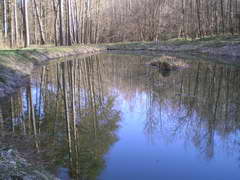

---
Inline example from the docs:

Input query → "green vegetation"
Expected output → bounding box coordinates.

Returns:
[0,45,103,72]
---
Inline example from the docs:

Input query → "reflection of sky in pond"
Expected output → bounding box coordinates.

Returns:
[99,90,240,180]
[1,54,240,180]
[21,87,45,119]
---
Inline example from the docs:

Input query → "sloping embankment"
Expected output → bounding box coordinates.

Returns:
[0,148,59,180]
[0,45,105,98]
[105,36,240,58]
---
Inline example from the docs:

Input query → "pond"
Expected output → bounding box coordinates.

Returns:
[1,53,240,180]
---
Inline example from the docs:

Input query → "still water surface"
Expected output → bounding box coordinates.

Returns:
[1,53,240,180]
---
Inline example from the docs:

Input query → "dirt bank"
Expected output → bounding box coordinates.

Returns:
[0,148,59,180]
[105,35,240,58]
[0,45,105,98]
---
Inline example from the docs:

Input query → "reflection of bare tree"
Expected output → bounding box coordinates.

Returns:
[0,54,122,180]
[1,53,240,177]
[26,84,39,151]
[99,54,240,159]
[0,105,3,136]
[147,61,240,159]
[144,91,160,144]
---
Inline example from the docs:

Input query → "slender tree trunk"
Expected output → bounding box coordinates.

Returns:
[67,0,73,45]
[14,0,18,45]
[179,0,186,38]
[3,0,8,40]
[23,0,30,47]
[73,0,79,43]
[196,0,202,37]
[33,0,46,44]
[9,0,14,47]
[236,0,240,33]
[228,0,233,34]
[59,0,64,45]
[220,0,225,34]
[95,0,100,43]
[52,0,59,46]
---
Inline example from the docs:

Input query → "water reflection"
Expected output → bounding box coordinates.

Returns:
[0,55,121,179]
[1,54,240,179]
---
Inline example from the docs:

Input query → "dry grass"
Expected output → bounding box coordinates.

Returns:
[147,56,189,70]
[104,35,240,51]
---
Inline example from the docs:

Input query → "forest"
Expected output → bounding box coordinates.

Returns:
[0,0,240,48]
[1,0,240,179]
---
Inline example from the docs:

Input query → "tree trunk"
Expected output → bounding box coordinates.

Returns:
[3,0,8,40]
[220,0,225,34]
[33,0,46,44]
[67,0,72,45]
[23,0,30,47]
[14,0,18,45]
[59,0,64,45]
[196,0,202,37]
[52,0,59,46]
[8,0,14,47]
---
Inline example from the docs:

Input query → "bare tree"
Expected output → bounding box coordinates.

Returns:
[23,0,30,47]
[32,0,45,44]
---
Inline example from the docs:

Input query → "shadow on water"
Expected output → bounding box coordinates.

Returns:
[1,53,240,179]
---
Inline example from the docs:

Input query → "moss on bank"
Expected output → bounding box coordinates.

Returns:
[0,45,104,69]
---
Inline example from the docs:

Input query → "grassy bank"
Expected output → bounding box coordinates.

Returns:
[0,45,105,71]
[0,45,105,97]
[105,35,240,57]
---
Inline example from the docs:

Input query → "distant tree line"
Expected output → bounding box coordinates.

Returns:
[0,0,240,48]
